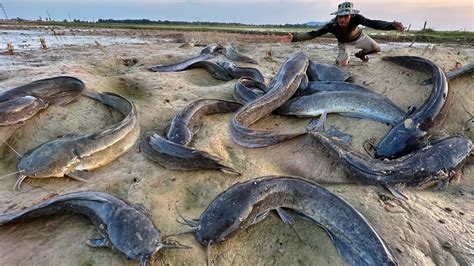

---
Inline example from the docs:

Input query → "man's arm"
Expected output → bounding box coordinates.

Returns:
[288,24,332,42]
[357,14,404,32]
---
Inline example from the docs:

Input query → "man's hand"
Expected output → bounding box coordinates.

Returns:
[281,32,293,43]
[393,21,405,33]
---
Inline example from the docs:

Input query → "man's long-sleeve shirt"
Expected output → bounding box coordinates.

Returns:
[291,14,396,43]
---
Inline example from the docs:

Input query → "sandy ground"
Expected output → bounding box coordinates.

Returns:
[0,28,473,266]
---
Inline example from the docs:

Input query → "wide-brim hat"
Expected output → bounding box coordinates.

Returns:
[331,2,360,16]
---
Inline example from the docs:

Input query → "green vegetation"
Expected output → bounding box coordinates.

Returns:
[366,29,474,43]
[1,19,472,44]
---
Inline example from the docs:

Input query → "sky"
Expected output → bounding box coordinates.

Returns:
[1,0,473,31]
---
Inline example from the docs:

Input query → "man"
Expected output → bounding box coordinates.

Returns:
[281,2,405,66]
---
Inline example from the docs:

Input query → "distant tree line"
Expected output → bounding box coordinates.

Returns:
[95,18,313,28]
[9,17,318,28]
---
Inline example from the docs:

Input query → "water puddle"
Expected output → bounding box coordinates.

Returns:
[0,29,174,51]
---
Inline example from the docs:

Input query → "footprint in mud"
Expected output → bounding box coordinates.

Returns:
[182,69,228,87]
[115,77,149,100]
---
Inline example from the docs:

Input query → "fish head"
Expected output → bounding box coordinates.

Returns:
[375,121,420,159]
[434,136,473,171]
[129,235,163,263]
[195,185,255,246]
[107,207,164,262]
[17,140,75,178]
[194,214,239,246]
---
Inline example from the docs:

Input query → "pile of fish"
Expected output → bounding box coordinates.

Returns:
[232,54,471,196]
[0,46,473,266]
[148,43,263,81]
[145,51,472,195]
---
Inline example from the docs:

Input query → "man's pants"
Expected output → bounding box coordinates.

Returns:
[337,32,380,64]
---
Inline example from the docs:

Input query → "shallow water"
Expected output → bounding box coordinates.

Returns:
[0,29,174,52]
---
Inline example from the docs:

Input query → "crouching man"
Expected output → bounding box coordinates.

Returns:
[281,2,405,66]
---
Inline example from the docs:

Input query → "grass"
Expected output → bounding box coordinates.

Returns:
[366,29,474,43]
[1,20,473,44]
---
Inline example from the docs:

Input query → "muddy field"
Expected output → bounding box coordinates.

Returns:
[0,27,473,265]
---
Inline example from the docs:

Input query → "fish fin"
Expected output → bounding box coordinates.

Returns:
[67,170,92,183]
[293,210,347,246]
[276,208,294,225]
[421,78,433,85]
[86,238,110,248]
[404,106,417,118]
[384,185,409,201]
[327,126,352,145]
[219,166,241,176]
[306,112,328,132]
[252,210,270,225]
[289,210,357,263]
[140,256,149,266]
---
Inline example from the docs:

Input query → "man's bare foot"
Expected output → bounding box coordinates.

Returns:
[338,60,349,67]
